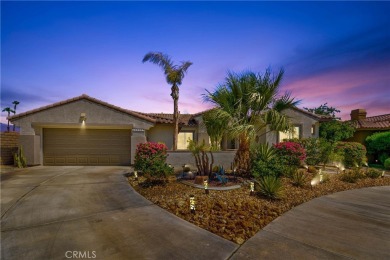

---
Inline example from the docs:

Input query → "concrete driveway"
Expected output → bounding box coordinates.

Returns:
[1,166,238,260]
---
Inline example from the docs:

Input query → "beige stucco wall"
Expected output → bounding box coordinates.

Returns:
[147,124,199,150]
[265,108,320,145]
[167,151,236,171]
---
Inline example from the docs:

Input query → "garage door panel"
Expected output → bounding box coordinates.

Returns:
[43,129,131,166]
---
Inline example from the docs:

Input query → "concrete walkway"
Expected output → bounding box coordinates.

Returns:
[1,167,389,259]
[232,186,390,259]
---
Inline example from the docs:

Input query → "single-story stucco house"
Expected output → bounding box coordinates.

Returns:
[9,94,324,166]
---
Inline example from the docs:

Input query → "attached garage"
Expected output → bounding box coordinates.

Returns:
[43,128,131,166]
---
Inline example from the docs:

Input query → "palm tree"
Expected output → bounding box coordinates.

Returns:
[143,52,192,150]
[202,109,227,150]
[12,101,20,131]
[203,68,299,173]
[2,107,15,132]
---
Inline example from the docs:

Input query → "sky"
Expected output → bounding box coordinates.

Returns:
[1,1,390,123]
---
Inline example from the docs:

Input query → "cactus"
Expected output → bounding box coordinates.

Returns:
[14,146,27,168]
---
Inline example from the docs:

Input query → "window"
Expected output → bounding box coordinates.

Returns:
[279,126,300,141]
[177,132,194,150]
[311,125,315,135]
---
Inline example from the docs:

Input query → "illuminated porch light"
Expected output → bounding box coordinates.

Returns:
[190,195,196,214]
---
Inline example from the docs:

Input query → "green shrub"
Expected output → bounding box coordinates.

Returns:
[365,168,382,178]
[251,144,285,178]
[134,142,173,181]
[380,154,390,165]
[284,166,299,178]
[308,166,317,174]
[336,142,367,168]
[385,158,390,170]
[273,141,306,167]
[255,176,284,199]
[339,168,366,183]
[366,131,390,163]
[291,169,307,187]
[212,165,220,172]
[13,146,27,168]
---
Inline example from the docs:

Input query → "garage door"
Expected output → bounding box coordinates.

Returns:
[43,128,131,166]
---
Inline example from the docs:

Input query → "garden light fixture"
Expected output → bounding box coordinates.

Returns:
[382,171,385,178]
[204,180,209,194]
[190,195,195,214]
[134,171,138,181]
[250,181,254,195]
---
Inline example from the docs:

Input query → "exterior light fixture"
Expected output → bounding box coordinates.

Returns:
[310,174,321,189]
[204,180,209,194]
[134,171,138,181]
[190,195,195,214]
[382,171,385,178]
[250,181,255,195]
[80,113,87,123]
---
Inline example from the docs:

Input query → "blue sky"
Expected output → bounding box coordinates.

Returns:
[1,1,389,123]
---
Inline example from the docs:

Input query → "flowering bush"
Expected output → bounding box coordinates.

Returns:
[134,142,173,180]
[273,141,306,167]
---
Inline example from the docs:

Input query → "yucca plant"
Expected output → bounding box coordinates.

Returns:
[291,169,307,187]
[255,176,284,199]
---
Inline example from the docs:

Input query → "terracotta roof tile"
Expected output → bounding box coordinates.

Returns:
[350,114,390,130]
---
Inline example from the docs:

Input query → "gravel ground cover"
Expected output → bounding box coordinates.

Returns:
[128,173,390,244]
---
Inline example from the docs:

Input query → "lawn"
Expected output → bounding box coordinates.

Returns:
[128,172,390,244]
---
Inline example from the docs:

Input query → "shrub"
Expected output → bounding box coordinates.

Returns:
[336,142,367,168]
[134,142,173,181]
[385,158,390,170]
[366,131,390,163]
[365,168,382,178]
[339,168,365,183]
[273,141,306,167]
[255,176,284,199]
[251,144,285,178]
[212,165,220,172]
[291,169,307,187]
[379,154,390,165]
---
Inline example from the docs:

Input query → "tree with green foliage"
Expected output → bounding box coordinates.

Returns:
[12,101,20,131]
[304,102,340,119]
[204,68,299,172]
[143,52,192,150]
[366,131,390,164]
[319,120,355,143]
[202,109,227,150]
[2,107,15,132]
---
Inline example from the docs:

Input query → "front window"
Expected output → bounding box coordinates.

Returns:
[177,132,194,150]
[279,126,300,142]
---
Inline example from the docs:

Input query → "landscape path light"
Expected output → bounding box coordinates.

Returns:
[189,195,196,214]
[204,180,209,194]
[250,181,255,196]
[134,171,138,181]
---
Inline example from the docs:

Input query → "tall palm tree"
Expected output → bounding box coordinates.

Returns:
[12,101,20,131]
[2,107,15,132]
[143,52,192,150]
[204,68,299,173]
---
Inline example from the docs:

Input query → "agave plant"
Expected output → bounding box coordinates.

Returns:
[255,176,284,199]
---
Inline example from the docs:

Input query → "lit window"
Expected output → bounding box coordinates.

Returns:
[311,125,315,135]
[279,126,300,141]
[177,132,194,149]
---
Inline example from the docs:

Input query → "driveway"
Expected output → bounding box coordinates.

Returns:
[1,166,237,259]
[2,167,389,260]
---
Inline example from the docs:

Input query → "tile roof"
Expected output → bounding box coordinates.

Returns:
[136,112,198,126]
[8,94,156,123]
[350,114,390,130]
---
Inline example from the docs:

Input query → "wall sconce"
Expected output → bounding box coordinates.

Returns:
[250,181,255,195]
[80,113,87,123]
[190,195,195,214]
[204,180,209,194]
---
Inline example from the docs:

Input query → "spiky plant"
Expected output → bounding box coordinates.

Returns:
[142,52,192,150]
[2,107,15,132]
[255,176,284,199]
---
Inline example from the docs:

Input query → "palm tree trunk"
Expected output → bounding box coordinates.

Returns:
[234,133,251,174]
[171,84,179,150]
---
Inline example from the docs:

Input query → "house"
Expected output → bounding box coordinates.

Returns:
[346,109,390,145]
[9,94,323,166]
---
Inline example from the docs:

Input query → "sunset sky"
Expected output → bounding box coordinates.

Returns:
[1,1,389,123]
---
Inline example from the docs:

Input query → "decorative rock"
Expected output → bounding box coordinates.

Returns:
[194,175,208,185]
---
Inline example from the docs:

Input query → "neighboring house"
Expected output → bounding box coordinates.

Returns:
[346,109,390,146]
[9,94,322,166]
